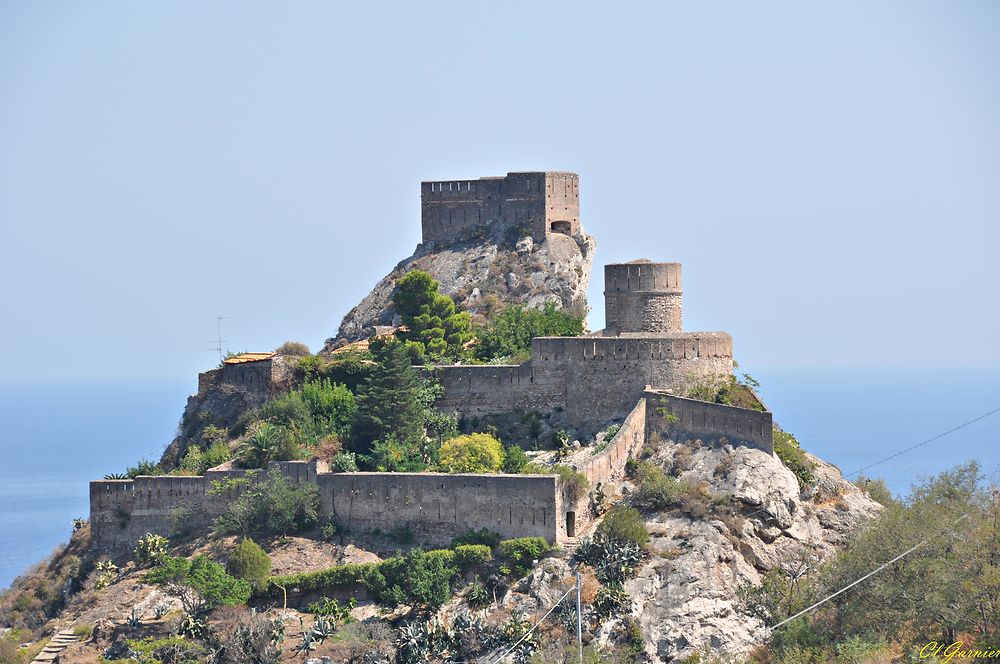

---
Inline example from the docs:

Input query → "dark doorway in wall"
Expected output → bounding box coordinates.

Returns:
[566,511,576,537]
[550,220,572,235]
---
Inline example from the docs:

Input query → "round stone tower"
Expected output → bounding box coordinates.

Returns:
[604,261,682,334]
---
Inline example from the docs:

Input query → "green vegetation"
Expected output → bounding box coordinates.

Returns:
[392,270,473,363]
[126,458,164,478]
[453,544,492,570]
[772,427,815,488]
[178,440,232,474]
[452,528,502,549]
[350,337,435,466]
[438,433,505,473]
[746,462,1000,661]
[236,422,297,469]
[684,372,766,411]
[265,549,459,610]
[502,445,530,473]
[144,555,251,615]
[498,537,550,576]
[474,302,584,363]
[225,538,272,593]
[595,506,648,548]
[247,378,357,460]
[214,474,319,537]
[375,549,458,609]
[115,636,209,664]
[275,340,310,356]
[133,533,169,566]
[632,461,685,510]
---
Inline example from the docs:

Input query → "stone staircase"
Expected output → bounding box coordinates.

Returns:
[30,629,80,663]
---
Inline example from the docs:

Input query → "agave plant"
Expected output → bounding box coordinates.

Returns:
[104,473,129,480]
[178,612,206,638]
[573,536,599,565]
[153,603,169,619]
[595,539,643,584]
[125,607,142,628]
[293,622,317,655]
[310,615,335,641]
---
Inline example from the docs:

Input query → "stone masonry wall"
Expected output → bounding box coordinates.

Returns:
[434,333,732,429]
[420,172,579,245]
[90,462,560,555]
[645,390,773,454]
[319,472,558,545]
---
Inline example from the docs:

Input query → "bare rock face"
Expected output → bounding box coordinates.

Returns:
[323,229,596,351]
[617,441,883,662]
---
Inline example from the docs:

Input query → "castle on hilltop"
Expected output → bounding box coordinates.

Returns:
[421,171,580,245]
[90,171,772,555]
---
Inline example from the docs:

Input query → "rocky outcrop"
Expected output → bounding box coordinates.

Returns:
[323,229,596,351]
[615,442,882,661]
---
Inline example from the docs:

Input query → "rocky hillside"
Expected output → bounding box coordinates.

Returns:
[485,441,882,662]
[323,228,596,351]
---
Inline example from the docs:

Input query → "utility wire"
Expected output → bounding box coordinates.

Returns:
[740,405,1000,523]
[485,587,575,664]
[844,406,1000,479]
[765,464,1000,634]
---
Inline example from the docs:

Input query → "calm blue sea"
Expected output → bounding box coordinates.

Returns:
[1,369,998,591]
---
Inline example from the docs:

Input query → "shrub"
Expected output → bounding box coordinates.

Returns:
[211,607,283,664]
[593,582,630,619]
[467,581,491,608]
[215,474,320,537]
[122,636,209,664]
[144,555,250,615]
[553,465,589,500]
[452,528,502,549]
[634,462,685,510]
[329,451,359,472]
[126,458,163,478]
[226,539,272,593]
[502,445,530,474]
[374,549,458,609]
[453,544,492,571]
[265,562,383,597]
[439,433,505,473]
[133,533,169,566]
[773,427,815,488]
[276,341,310,356]
[596,506,648,547]
[498,537,550,576]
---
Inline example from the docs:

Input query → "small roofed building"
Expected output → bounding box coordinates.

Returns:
[197,351,293,408]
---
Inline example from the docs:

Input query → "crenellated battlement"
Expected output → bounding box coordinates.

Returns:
[420,171,580,246]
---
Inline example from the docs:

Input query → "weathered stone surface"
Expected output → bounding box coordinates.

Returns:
[325,230,595,350]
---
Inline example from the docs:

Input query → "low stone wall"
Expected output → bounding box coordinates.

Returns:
[644,390,773,454]
[90,461,560,555]
[320,472,558,545]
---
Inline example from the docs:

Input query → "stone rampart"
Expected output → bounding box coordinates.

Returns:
[644,390,773,454]
[90,461,560,555]
[434,333,732,428]
[319,472,558,544]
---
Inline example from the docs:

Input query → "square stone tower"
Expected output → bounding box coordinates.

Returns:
[420,172,579,245]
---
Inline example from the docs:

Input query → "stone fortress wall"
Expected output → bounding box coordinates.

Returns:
[433,261,733,428]
[420,172,580,245]
[90,389,771,555]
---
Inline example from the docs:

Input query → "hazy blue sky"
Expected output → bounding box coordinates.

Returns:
[2,1,998,383]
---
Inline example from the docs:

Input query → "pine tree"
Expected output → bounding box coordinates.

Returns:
[350,337,426,459]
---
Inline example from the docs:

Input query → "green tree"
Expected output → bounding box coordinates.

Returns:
[144,555,251,615]
[350,338,427,459]
[502,445,530,474]
[226,538,272,593]
[438,433,505,473]
[474,302,584,363]
[392,270,472,362]
[237,423,289,469]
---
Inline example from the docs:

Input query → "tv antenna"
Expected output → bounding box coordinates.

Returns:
[206,316,230,362]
